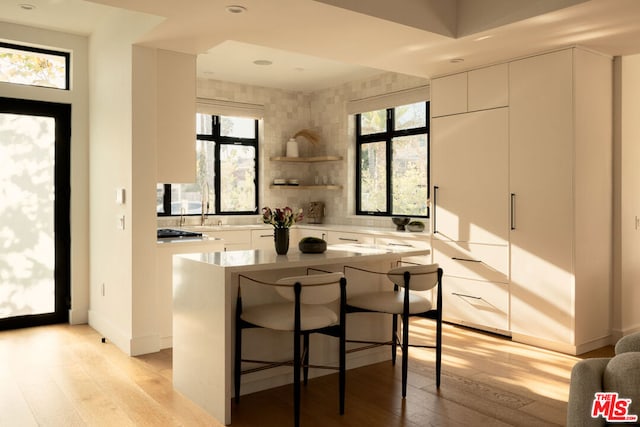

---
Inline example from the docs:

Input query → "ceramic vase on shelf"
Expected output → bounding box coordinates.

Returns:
[285,138,299,157]
[274,228,290,255]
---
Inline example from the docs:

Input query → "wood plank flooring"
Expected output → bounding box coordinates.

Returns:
[0,321,613,426]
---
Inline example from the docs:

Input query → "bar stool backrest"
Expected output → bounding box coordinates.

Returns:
[276,272,345,304]
[387,263,440,291]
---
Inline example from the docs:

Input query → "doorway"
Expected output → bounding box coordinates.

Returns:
[0,97,71,329]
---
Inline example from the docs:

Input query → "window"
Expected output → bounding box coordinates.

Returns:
[356,101,429,217]
[157,114,259,216]
[0,42,70,90]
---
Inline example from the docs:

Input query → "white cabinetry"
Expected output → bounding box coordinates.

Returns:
[156,49,196,183]
[290,227,327,242]
[374,235,431,265]
[431,106,510,334]
[431,64,508,117]
[251,229,275,250]
[509,48,612,353]
[201,229,251,250]
[430,47,612,352]
[326,231,375,245]
[432,108,510,245]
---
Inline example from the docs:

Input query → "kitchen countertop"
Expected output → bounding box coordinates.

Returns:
[177,242,430,273]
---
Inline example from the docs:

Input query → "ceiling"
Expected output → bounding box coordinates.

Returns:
[2,0,640,91]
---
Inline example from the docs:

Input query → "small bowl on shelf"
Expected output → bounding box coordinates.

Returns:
[391,217,411,231]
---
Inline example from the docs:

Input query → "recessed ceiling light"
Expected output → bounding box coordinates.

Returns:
[450,58,464,63]
[225,5,247,14]
[253,59,272,66]
[19,3,36,10]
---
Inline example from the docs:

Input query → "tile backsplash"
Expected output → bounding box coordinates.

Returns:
[163,71,430,229]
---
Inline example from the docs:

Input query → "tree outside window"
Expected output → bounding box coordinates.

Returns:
[157,114,258,216]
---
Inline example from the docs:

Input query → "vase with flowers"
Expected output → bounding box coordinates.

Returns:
[261,207,304,254]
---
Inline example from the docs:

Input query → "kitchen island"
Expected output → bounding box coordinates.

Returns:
[172,243,431,425]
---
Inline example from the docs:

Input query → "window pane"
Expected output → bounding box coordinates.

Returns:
[220,116,255,138]
[0,44,68,89]
[360,109,386,135]
[170,183,202,215]
[156,184,165,214]
[395,102,426,131]
[167,140,215,215]
[360,141,387,212]
[196,140,215,213]
[220,144,256,212]
[392,135,428,216]
[196,113,212,135]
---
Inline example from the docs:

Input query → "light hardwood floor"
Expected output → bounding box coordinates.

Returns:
[0,321,613,426]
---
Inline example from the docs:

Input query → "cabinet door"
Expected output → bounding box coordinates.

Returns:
[432,108,509,246]
[442,276,509,333]
[251,229,275,250]
[326,231,375,245]
[468,64,508,112]
[431,72,467,117]
[156,49,196,183]
[509,50,575,344]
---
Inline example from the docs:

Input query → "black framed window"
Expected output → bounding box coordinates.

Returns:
[157,114,259,216]
[356,101,429,217]
[0,42,70,90]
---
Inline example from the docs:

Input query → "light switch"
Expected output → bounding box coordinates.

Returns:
[116,188,126,205]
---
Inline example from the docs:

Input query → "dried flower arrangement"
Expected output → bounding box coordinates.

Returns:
[292,129,320,145]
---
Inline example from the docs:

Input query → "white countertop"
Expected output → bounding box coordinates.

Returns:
[176,243,430,273]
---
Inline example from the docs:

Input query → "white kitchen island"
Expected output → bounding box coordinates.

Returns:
[172,243,431,425]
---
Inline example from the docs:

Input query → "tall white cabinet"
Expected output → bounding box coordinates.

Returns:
[509,48,612,354]
[430,47,612,354]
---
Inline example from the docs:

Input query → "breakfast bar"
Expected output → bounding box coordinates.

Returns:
[172,244,430,425]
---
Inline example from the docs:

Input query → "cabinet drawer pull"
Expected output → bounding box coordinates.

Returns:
[387,243,414,248]
[452,292,482,300]
[433,186,439,234]
[510,193,516,230]
[260,234,273,238]
[451,257,481,263]
[338,237,359,242]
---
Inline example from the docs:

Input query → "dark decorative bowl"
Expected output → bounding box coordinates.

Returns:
[406,221,425,232]
[298,238,327,253]
[392,217,411,231]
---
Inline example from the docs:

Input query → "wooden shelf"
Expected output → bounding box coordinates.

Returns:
[270,184,342,190]
[270,156,343,163]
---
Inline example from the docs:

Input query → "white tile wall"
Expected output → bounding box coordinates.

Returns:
[192,71,430,229]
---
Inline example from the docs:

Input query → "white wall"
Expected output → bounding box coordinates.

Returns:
[87,10,163,355]
[0,22,90,325]
[615,53,640,336]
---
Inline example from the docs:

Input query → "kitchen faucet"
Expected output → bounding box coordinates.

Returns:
[179,207,186,227]
[201,182,210,226]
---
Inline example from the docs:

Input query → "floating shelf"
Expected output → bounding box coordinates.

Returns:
[270,156,343,163]
[269,184,342,190]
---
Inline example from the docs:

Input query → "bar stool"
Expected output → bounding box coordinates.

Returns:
[234,272,347,427]
[344,263,443,397]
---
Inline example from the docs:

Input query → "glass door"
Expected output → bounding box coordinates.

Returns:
[0,97,70,329]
